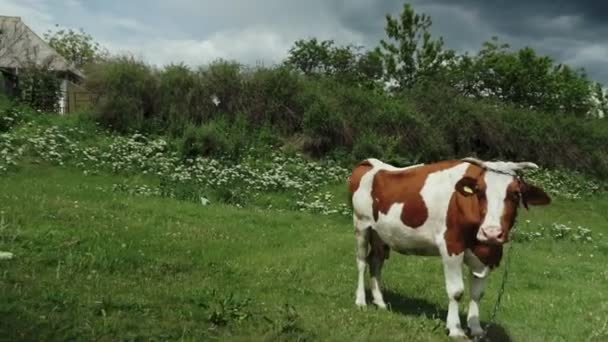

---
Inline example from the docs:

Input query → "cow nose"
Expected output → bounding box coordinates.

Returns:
[478,227,504,244]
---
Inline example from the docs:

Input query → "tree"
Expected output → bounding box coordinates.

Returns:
[590,83,608,118]
[44,25,106,68]
[378,3,454,90]
[285,38,383,88]
[285,38,334,75]
[356,49,384,89]
[447,36,593,117]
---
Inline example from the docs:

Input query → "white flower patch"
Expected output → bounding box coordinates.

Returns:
[11,122,605,219]
[526,168,604,199]
[0,132,25,173]
[513,220,599,244]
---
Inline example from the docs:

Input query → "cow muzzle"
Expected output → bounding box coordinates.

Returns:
[477,227,505,244]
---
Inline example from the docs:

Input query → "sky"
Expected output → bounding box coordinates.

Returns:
[2,0,608,84]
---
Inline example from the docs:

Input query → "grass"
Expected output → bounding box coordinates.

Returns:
[1,163,608,341]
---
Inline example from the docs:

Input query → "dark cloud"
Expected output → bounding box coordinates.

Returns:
[331,0,608,83]
[3,0,606,84]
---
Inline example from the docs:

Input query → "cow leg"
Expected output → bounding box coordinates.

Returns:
[464,250,489,337]
[441,252,466,338]
[368,230,387,309]
[466,272,487,337]
[354,220,370,307]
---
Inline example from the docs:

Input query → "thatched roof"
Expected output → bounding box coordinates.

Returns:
[0,16,84,79]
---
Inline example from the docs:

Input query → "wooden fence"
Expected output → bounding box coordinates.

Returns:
[66,81,95,114]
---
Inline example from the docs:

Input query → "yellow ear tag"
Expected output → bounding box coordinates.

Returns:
[463,185,474,194]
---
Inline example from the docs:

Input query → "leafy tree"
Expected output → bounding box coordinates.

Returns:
[44,25,107,68]
[448,36,593,116]
[357,49,384,81]
[590,83,608,118]
[378,3,454,89]
[355,49,384,89]
[551,64,592,117]
[477,40,556,107]
[286,38,383,88]
[285,38,333,75]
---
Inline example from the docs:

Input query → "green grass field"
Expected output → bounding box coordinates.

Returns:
[1,163,607,341]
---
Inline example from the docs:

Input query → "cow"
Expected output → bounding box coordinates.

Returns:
[348,157,551,338]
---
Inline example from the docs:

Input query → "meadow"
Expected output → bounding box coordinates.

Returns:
[1,109,608,341]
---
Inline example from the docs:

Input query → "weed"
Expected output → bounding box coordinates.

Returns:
[207,293,251,327]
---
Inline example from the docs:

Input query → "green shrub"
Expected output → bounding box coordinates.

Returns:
[196,60,244,124]
[178,114,252,160]
[243,66,304,133]
[299,78,447,162]
[180,122,231,159]
[157,63,199,135]
[300,79,370,155]
[0,98,40,132]
[351,132,384,161]
[95,95,144,133]
[85,56,158,132]
[18,65,61,113]
[78,55,608,178]
[0,107,23,132]
[302,99,351,156]
[402,80,608,177]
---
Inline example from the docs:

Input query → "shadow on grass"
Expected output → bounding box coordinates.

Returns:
[382,289,513,342]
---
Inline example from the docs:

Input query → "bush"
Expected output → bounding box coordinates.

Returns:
[85,56,158,132]
[299,78,446,162]
[196,60,244,124]
[302,98,351,156]
[157,63,199,135]
[80,55,608,178]
[178,114,251,160]
[403,80,608,177]
[180,122,231,159]
[242,66,304,134]
[0,107,23,132]
[18,65,61,113]
[0,97,39,132]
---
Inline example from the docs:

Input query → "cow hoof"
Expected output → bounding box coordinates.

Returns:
[447,328,468,340]
[373,300,387,309]
[355,298,367,308]
[468,326,484,337]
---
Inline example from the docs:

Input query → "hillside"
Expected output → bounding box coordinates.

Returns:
[1,163,608,341]
[1,109,608,341]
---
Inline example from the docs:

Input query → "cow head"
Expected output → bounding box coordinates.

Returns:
[456,158,551,245]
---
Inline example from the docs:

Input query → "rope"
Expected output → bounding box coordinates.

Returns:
[474,238,516,342]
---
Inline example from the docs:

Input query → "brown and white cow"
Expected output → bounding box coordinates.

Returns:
[348,157,550,338]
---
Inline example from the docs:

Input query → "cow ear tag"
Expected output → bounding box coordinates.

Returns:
[456,177,477,196]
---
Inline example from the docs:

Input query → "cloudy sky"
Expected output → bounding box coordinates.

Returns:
[2,0,608,83]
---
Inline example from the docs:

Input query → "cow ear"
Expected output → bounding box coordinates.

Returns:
[455,177,478,197]
[522,183,551,208]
